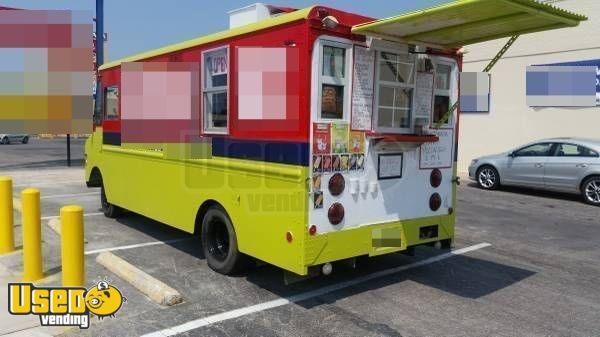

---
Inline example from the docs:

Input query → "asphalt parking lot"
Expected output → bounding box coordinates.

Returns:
[1,139,599,337]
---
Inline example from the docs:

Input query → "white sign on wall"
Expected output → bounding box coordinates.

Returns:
[420,128,454,169]
[351,46,375,131]
[415,72,434,119]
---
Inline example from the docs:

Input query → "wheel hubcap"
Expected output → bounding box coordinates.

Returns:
[478,169,496,188]
[585,180,600,204]
[207,218,229,261]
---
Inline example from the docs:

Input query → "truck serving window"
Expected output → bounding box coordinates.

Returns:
[375,50,415,132]
[203,47,228,133]
[320,44,350,120]
[104,86,119,120]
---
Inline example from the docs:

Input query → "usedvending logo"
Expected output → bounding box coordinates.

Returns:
[8,280,126,329]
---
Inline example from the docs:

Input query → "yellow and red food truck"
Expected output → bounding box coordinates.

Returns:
[85,1,585,277]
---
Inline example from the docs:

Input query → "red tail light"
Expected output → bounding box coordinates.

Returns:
[309,225,317,236]
[328,173,345,196]
[429,193,442,211]
[328,203,344,225]
[286,231,293,243]
[430,169,442,188]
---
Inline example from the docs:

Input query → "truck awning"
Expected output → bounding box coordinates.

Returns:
[351,0,587,49]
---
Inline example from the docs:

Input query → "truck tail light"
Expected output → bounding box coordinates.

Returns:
[429,193,442,211]
[328,173,345,196]
[309,225,317,236]
[430,169,442,188]
[328,203,344,225]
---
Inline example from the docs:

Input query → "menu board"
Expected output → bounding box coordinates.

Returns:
[351,46,375,131]
[420,128,454,169]
[415,72,434,119]
[378,153,403,180]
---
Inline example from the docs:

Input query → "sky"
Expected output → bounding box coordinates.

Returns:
[0,0,449,61]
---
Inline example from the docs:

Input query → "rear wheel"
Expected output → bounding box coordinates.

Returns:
[201,205,248,275]
[100,184,123,218]
[1,137,9,145]
[582,176,600,206]
[476,166,500,190]
[22,136,29,144]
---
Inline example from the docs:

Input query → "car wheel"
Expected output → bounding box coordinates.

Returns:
[22,136,29,144]
[476,166,500,190]
[201,205,248,275]
[100,184,123,218]
[581,176,600,207]
[1,137,9,145]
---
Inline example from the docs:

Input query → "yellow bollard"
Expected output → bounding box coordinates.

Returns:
[60,205,85,287]
[22,188,43,282]
[0,176,15,254]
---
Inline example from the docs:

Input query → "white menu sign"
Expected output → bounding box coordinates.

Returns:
[420,129,454,169]
[351,46,375,131]
[415,72,434,118]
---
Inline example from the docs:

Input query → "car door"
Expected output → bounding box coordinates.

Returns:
[503,143,554,188]
[544,143,599,192]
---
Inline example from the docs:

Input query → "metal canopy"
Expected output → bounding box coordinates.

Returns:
[351,0,587,48]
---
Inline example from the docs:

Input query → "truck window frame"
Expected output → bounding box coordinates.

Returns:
[202,45,230,135]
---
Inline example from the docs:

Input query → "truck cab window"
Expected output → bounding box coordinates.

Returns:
[203,47,229,133]
[320,44,349,120]
[104,86,119,120]
[433,63,452,125]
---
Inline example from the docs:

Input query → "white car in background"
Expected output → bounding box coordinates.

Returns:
[0,133,29,145]
[468,138,600,206]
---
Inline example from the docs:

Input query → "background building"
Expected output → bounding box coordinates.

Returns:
[459,0,599,172]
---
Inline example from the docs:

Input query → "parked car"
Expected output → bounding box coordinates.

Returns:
[468,138,600,206]
[0,133,29,145]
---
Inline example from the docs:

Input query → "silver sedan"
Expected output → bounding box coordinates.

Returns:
[0,133,29,145]
[468,138,600,206]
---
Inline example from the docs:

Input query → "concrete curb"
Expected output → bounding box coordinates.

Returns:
[95,251,183,306]
[46,218,89,243]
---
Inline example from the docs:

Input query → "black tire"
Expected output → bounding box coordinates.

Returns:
[476,165,500,190]
[22,136,29,144]
[201,205,248,275]
[100,184,123,218]
[1,137,9,145]
[581,176,600,207]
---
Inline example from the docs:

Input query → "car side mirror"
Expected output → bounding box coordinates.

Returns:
[508,152,515,158]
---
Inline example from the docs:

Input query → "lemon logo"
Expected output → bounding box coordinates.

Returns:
[85,281,126,318]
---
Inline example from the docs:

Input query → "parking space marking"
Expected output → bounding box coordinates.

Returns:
[41,212,104,220]
[84,238,192,255]
[40,191,100,199]
[13,180,84,188]
[142,242,492,337]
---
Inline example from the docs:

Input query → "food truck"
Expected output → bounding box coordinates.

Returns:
[86,1,585,277]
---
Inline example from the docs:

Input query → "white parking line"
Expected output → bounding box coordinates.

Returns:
[14,180,84,188]
[41,212,104,221]
[40,191,100,199]
[142,242,492,337]
[84,238,192,255]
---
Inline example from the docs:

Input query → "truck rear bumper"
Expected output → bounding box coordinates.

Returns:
[302,214,454,274]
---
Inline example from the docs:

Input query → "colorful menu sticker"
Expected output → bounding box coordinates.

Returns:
[340,154,350,171]
[331,123,349,154]
[313,155,322,173]
[323,155,332,173]
[313,122,331,155]
[332,155,341,172]
[349,154,358,170]
[312,175,322,191]
[313,191,324,209]
[349,130,365,153]
[357,154,365,170]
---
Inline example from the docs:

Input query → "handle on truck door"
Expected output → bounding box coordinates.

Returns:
[576,163,588,168]
[534,163,544,168]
